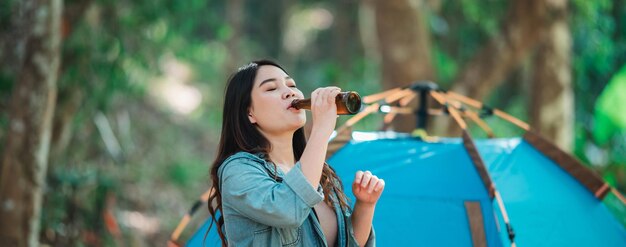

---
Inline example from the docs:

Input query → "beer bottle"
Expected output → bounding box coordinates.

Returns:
[290,91,362,115]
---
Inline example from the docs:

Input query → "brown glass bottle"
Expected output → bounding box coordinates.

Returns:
[290,91,362,115]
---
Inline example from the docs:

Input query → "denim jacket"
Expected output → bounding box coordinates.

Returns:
[218,151,375,247]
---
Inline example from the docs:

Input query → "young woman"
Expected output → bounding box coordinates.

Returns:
[207,60,385,247]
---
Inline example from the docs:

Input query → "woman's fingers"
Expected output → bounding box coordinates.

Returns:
[311,89,320,107]
[374,179,385,193]
[353,170,385,204]
[320,88,331,107]
[354,170,385,193]
[360,170,372,188]
[367,175,378,193]
[311,87,341,108]
[327,87,341,104]
[354,170,364,184]
[321,87,339,106]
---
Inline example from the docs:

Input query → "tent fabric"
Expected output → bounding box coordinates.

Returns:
[327,137,503,247]
[463,131,495,198]
[477,138,626,246]
[523,131,609,198]
[187,214,221,247]
[327,135,626,247]
[186,133,626,246]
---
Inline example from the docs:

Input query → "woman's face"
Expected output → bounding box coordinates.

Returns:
[248,65,306,135]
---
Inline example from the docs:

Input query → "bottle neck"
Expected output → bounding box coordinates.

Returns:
[291,99,311,110]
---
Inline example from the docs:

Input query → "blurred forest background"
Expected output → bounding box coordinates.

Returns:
[0,0,625,246]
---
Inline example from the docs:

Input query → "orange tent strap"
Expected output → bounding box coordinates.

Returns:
[446,91,483,108]
[612,188,626,205]
[382,92,417,124]
[493,109,530,131]
[448,106,468,130]
[399,93,416,106]
[437,93,492,135]
[445,91,530,131]
[383,112,397,124]
[465,111,495,138]
[362,87,403,104]
[336,103,379,134]
[385,89,414,104]
[170,187,215,242]
[595,183,610,198]
[430,91,467,129]
[171,215,191,241]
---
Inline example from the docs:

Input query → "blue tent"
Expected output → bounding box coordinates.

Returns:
[183,132,626,246]
[326,132,626,246]
[177,86,626,246]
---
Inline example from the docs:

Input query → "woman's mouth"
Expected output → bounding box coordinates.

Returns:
[287,105,301,112]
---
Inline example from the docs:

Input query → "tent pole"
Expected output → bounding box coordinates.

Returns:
[170,188,214,244]
[495,189,516,246]
[408,81,438,130]
[433,90,517,245]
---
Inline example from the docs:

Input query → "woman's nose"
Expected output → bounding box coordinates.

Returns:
[282,89,296,99]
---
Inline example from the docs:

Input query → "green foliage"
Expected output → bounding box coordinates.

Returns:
[458,0,505,37]
[571,0,623,112]
[570,0,626,193]
[168,159,207,187]
[0,0,16,29]
[433,47,458,86]
[594,65,626,145]
[604,191,626,227]
[41,165,112,245]
[432,0,507,85]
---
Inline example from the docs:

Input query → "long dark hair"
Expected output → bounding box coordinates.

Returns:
[207,60,350,246]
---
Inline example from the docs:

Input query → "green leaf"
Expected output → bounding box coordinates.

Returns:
[594,64,626,145]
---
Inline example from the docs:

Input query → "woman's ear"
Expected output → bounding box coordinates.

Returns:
[248,110,257,124]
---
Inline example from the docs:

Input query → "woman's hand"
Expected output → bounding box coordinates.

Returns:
[352,170,385,205]
[351,170,384,245]
[310,87,340,137]
[299,87,341,189]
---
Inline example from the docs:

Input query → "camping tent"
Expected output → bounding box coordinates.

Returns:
[327,132,626,246]
[173,84,626,246]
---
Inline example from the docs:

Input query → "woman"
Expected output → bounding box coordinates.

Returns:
[208,60,385,247]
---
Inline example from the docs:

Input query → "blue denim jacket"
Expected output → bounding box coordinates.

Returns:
[218,151,375,247]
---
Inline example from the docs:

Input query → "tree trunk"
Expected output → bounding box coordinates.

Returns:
[373,0,435,132]
[49,88,83,162]
[333,0,363,71]
[49,1,94,162]
[436,0,554,136]
[0,0,62,246]
[225,0,244,72]
[529,0,572,150]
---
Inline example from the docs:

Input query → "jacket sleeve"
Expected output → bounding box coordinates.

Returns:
[219,156,324,228]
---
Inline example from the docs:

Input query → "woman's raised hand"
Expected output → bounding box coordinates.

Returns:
[310,87,341,136]
[352,170,385,205]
